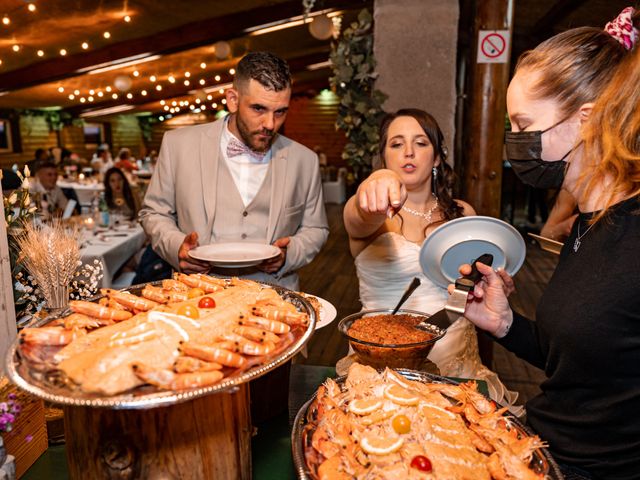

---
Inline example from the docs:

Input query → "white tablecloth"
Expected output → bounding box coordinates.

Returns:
[57,180,104,206]
[80,225,146,287]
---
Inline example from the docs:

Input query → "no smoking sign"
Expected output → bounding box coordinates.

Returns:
[477,30,510,64]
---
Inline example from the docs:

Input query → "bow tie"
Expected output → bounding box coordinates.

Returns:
[226,137,268,162]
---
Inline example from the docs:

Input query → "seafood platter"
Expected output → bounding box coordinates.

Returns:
[292,363,563,480]
[6,274,316,409]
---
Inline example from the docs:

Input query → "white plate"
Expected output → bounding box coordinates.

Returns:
[188,242,280,268]
[308,295,337,330]
[528,233,563,255]
[419,216,526,288]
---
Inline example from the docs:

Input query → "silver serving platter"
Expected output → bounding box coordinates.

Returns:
[5,280,316,410]
[291,369,564,480]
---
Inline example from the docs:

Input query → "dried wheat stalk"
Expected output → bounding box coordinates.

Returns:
[15,220,80,310]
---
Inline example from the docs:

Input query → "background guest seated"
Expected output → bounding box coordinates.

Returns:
[30,161,69,217]
[104,167,140,221]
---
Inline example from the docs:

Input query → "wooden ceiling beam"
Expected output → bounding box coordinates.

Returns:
[0,0,369,94]
[66,50,331,117]
[530,0,584,39]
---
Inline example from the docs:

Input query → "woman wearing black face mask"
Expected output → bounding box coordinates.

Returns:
[455,7,640,480]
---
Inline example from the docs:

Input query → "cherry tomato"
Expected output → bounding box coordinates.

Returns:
[392,414,411,434]
[410,455,432,472]
[187,288,205,299]
[198,296,216,309]
[176,304,200,319]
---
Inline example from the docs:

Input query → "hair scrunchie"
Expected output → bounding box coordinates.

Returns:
[605,6,638,50]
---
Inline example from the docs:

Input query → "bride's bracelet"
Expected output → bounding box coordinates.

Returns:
[494,314,513,339]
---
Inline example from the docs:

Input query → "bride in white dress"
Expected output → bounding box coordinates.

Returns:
[343,109,519,408]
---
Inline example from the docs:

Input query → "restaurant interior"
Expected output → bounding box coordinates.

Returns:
[0,0,636,479]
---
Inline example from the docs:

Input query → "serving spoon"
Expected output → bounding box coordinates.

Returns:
[391,277,421,314]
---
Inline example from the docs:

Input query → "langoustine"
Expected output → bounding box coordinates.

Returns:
[17,275,309,396]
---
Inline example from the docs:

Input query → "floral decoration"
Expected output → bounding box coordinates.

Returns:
[0,393,21,434]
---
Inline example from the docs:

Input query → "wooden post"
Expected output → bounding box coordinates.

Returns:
[461,0,514,217]
[0,214,17,375]
[63,384,252,480]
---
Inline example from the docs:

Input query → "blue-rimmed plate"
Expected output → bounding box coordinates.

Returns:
[419,216,526,288]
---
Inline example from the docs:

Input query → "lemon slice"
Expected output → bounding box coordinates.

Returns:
[348,397,383,415]
[361,435,404,455]
[384,384,420,406]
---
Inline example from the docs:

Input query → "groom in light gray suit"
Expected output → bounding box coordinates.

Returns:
[139,52,328,290]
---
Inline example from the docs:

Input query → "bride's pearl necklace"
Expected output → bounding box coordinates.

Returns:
[401,197,439,223]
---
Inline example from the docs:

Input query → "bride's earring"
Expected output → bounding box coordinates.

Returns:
[432,166,439,200]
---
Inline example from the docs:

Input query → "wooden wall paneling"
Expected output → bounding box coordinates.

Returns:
[110,115,145,159]
[0,115,57,168]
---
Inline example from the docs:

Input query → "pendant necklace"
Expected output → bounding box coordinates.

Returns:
[402,196,439,224]
[573,219,595,253]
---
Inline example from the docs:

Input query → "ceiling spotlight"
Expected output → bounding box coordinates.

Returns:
[59,49,67,56]
[80,97,86,103]
[124,15,131,22]
[37,50,44,57]
[168,75,175,83]
[184,80,190,86]
[150,75,156,82]
[105,86,112,92]
[155,84,162,91]
[97,91,104,97]
[229,68,235,75]
[68,94,75,100]
[214,75,221,81]
[199,79,205,85]
[184,71,191,78]
[141,90,147,96]
[126,93,133,99]
[112,93,118,99]
[73,89,80,95]
[81,42,89,50]
[3,16,10,26]
[28,3,36,12]
[12,45,20,52]
[103,31,111,39]
[159,100,166,105]
[200,62,206,69]
[57,86,64,93]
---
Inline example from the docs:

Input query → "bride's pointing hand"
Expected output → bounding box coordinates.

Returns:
[357,169,408,217]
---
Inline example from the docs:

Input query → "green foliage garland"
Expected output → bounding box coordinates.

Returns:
[330,9,387,178]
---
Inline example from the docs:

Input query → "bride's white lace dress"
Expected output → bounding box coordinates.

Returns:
[355,232,520,408]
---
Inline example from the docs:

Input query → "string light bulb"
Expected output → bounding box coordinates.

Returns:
[105,86,112,92]
[28,3,36,12]
[103,31,111,39]
[184,80,190,86]
[68,94,75,100]
[200,62,206,69]
[159,116,164,121]
[3,16,10,26]
[81,42,89,50]
[112,93,118,99]
[141,90,147,96]
[88,96,94,102]
[59,49,67,56]
[89,89,94,95]
[155,84,162,91]
[214,75,221,81]
[124,15,131,22]
[57,87,64,93]
[199,79,205,85]
[126,93,133,99]
[221,99,227,105]
[97,91,104,97]
[12,45,20,52]
[74,89,80,95]
[80,97,86,103]
[229,68,235,75]
[184,71,191,78]
[163,105,170,111]
[37,50,44,57]
[149,75,156,82]
[207,95,213,101]
[159,100,166,105]
[133,70,139,77]
[168,75,175,83]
